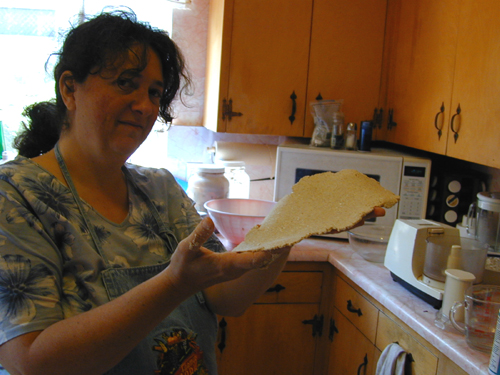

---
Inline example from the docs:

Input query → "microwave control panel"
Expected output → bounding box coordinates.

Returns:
[398,164,430,220]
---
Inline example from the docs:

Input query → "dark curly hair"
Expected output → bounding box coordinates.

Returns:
[15,10,191,158]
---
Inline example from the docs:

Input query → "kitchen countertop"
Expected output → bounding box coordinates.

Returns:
[221,236,491,374]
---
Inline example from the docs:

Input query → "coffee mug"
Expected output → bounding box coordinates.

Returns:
[450,285,500,352]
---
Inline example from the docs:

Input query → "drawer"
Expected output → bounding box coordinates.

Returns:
[376,313,438,375]
[256,271,323,304]
[334,275,378,343]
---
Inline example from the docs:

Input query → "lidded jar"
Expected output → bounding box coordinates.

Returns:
[187,165,229,212]
[218,160,251,199]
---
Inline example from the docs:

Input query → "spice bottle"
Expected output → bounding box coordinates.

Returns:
[187,165,229,212]
[345,122,357,150]
[331,111,345,149]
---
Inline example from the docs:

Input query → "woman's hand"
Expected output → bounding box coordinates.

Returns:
[166,217,281,296]
[326,207,386,235]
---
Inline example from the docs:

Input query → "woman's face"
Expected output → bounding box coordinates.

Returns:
[64,47,164,161]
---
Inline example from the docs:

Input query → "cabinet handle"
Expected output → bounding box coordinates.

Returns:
[373,108,383,129]
[387,108,397,130]
[302,314,324,337]
[266,283,286,293]
[357,354,368,375]
[217,318,227,353]
[289,91,297,124]
[347,300,363,316]
[434,102,445,140]
[328,318,339,341]
[316,93,323,101]
[450,103,461,143]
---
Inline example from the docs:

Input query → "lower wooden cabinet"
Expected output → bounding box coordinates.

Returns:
[216,304,320,374]
[215,262,332,375]
[215,263,469,375]
[327,307,380,375]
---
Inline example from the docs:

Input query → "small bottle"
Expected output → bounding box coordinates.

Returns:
[359,121,373,151]
[345,122,357,150]
[187,165,229,212]
[331,111,345,149]
[219,161,251,199]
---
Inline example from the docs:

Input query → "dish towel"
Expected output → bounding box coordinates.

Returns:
[375,343,410,375]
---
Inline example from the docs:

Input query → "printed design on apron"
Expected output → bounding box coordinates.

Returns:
[153,328,208,375]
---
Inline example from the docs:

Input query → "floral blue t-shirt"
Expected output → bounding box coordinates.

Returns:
[0,156,225,348]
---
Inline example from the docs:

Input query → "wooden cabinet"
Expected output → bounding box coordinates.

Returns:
[444,0,500,168]
[327,276,380,375]
[204,0,387,137]
[215,262,470,375]
[327,273,467,375]
[215,262,332,375]
[376,313,438,375]
[328,307,380,375]
[383,0,500,169]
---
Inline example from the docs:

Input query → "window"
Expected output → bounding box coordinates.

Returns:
[0,0,181,159]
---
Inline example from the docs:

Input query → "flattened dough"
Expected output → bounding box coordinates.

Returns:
[233,170,400,252]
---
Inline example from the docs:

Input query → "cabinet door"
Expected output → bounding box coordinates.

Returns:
[376,313,438,375]
[305,0,387,137]
[216,304,320,375]
[446,0,500,169]
[384,0,460,154]
[206,0,313,136]
[328,308,379,375]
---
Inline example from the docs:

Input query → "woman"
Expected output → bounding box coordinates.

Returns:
[0,11,383,375]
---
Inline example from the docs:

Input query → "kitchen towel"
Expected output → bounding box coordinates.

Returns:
[375,343,410,375]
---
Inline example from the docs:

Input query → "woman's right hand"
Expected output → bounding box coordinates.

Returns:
[166,217,277,295]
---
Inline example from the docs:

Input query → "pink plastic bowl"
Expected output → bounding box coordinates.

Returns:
[204,198,276,245]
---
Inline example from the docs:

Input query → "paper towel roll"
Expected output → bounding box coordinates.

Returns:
[214,141,277,166]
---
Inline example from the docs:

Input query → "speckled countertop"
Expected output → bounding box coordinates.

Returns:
[221,236,490,375]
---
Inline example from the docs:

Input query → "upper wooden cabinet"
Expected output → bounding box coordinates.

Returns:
[204,0,387,136]
[446,0,500,168]
[383,0,500,169]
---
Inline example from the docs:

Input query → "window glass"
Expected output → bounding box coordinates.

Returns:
[0,0,176,158]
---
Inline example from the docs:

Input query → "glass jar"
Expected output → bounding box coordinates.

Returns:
[219,161,251,199]
[187,165,229,212]
[330,111,345,149]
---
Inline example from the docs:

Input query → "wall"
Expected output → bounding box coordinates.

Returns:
[165,126,291,201]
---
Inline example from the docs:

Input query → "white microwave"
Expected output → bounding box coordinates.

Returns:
[273,144,432,237]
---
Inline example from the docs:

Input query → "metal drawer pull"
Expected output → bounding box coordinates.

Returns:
[329,318,339,341]
[357,354,368,375]
[450,103,461,143]
[266,284,286,293]
[347,300,363,316]
[218,318,227,353]
[434,102,445,139]
[289,91,297,125]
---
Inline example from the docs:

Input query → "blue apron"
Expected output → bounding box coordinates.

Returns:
[55,145,219,374]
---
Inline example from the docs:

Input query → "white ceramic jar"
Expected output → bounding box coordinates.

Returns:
[187,165,229,212]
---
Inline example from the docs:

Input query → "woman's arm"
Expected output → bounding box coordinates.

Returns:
[204,207,386,316]
[0,218,272,375]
